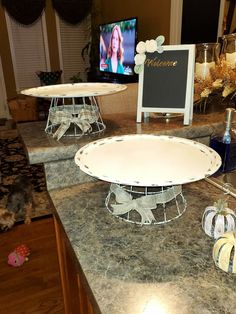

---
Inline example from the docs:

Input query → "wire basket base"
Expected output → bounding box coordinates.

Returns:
[45,101,106,139]
[45,119,106,137]
[105,184,187,225]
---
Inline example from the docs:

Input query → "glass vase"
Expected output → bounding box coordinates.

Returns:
[195,43,220,80]
[222,33,236,68]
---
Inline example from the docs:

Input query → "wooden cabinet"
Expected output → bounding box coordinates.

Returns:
[54,216,100,314]
[8,96,39,122]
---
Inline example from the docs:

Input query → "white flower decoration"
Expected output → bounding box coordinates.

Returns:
[136,41,146,54]
[134,53,146,65]
[134,35,165,74]
[146,39,157,53]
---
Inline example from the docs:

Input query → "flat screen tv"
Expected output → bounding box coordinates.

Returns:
[99,17,138,83]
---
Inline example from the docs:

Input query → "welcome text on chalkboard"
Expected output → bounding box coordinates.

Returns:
[136,45,195,125]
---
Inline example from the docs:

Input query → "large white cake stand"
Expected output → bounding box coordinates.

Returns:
[21,83,127,140]
[75,134,221,225]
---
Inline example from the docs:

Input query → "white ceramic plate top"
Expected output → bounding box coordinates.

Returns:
[21,82,127,98]
[74,134,221,187]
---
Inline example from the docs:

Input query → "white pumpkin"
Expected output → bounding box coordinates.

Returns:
[202,199,236,239]
[213,231,236,273]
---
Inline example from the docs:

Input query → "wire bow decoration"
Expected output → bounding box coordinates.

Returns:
[49,106,98,140]
[109,183,181,225]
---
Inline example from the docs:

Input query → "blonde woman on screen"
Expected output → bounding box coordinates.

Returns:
[105,25,124,74]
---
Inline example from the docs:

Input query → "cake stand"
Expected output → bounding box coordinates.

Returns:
[74,134,221,225]
[21,83,127,140]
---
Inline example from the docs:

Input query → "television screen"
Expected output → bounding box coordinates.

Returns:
[99,17,137,78]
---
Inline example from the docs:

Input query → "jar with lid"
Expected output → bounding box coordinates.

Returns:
[222,33,236,68]
[195,43,220,80]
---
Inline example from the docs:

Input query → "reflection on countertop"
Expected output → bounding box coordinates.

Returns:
[207,170,236,199]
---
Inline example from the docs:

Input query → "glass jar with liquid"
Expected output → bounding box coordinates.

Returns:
[195,43,220,80]
[210,108,236,173]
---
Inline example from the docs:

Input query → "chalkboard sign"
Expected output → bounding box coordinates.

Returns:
[136,45,195,125]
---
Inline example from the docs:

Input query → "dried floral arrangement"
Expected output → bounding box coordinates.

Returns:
[194,58,236,112]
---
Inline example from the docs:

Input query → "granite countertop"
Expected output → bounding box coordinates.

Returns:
[17,111,225,165]
[49,179,236,314]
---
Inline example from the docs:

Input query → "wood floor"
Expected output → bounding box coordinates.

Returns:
[0,216,65,314]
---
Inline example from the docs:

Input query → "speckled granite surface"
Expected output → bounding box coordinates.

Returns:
[17,111,236,312]
[17,112,225,190]
[49,179,236,314]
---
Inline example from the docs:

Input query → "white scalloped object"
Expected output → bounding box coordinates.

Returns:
[213,232,236,273]
[202,205,236,239]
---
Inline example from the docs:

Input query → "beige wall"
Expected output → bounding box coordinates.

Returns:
[97,83,138,114]
[97,0,171,43]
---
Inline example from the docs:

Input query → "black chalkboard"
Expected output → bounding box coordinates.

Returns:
[142,50,188,109]
[136,45,195,125]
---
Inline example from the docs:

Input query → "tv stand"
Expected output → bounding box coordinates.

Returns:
[99,77,121,84]
[88,71,138,84]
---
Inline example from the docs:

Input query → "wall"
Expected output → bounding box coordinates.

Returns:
[97,83,138,114]
[97,0,171,43]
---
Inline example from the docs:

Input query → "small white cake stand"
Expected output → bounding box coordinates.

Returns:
[21,83,127,140]
[74,134,221,225]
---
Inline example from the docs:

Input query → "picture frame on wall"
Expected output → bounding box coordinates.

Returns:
[136,44,195,125]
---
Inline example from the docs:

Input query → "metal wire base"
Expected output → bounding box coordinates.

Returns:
[105,184,187,225]
[45,96,106,139]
